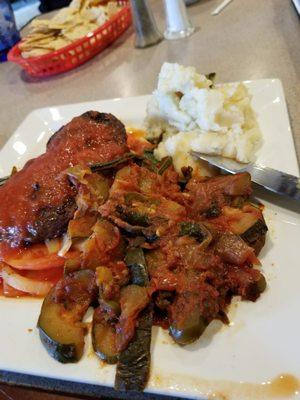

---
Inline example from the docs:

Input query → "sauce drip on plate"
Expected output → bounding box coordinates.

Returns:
[150,372,300,400]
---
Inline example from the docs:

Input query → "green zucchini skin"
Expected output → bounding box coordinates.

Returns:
[92,306,119,364]
[90,153,135,171]
[39,328,78,364]
[115,193,164,243]
[114,305,153,392]
[116,205,150,227]
[179,221,208,242]
[38,269,96,364]
[169,314,208,346]
[241,218,268,254]
[125,247,149,286]
[203,202,221,218]
[168,292,208,346]
[115,247,152,392]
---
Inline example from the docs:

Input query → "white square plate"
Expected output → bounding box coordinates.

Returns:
[0,79,299,400]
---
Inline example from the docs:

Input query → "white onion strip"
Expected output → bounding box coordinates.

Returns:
[58,233,72,257]
[1,265,52,296]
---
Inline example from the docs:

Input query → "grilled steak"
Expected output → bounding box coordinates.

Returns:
[0,111,128,247]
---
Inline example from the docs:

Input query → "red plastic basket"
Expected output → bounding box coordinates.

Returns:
[8,1,131,77]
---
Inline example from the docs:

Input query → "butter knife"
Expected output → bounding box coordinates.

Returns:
[191,152,300,202]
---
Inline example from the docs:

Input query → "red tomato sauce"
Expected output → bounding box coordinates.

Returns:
[0,113,128,247]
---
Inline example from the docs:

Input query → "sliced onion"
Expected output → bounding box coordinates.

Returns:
[58,233,72,257]
[1,265,53,296]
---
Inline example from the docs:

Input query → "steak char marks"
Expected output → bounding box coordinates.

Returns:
[0,111,128,247]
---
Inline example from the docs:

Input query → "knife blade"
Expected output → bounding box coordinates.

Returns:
[191,152,300,202]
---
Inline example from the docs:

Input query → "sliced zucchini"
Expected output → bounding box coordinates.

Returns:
[169,292,208,346]
[179,221,212,246]
[115,248,152,391]
[221,205,268,255]
[92,306,118,364]
[228,268,267,302]
[243,274,267,301]
[119,223,158,243]
[241,218,268,254]
[170,313,207,346]
[125,247,149,286]
[115,305,153,392]
[116,205,150,227]
[114,204,161,243]
[203,202,221,218]
[38,269,96,363]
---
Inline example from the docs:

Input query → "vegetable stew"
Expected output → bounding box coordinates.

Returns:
[35,146,267,391]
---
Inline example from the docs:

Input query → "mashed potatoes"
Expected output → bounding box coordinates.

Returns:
[146,63,262,174]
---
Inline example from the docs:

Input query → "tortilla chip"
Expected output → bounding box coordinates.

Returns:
[81,6,105,22]
[106,1,121,18]
[63,22,97,40]
[52,8,77,24]
[20,0,123,59]
[20,36,51,48]
[51,37,72,50]
[21,48,53,58]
